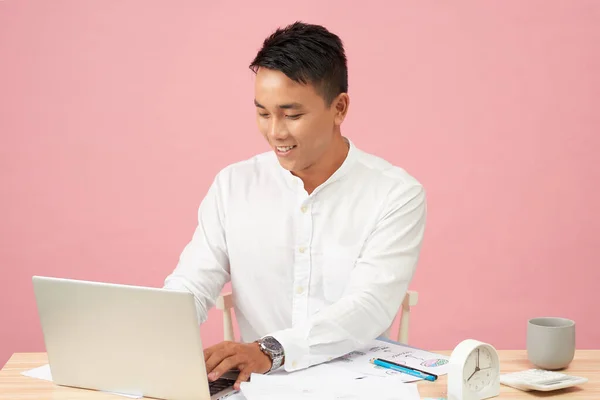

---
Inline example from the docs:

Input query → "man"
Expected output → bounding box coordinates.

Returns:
[163,21,426,390]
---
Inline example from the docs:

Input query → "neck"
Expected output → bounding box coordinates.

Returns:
[293,135,349,195]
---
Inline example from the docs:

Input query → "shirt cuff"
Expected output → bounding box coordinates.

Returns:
[269,328,311,372]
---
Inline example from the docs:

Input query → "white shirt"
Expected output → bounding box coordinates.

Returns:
[163,137,426,372]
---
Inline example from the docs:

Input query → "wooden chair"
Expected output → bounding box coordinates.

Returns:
[216,290,418,344]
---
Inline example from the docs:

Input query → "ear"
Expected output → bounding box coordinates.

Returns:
[332,93,349,126]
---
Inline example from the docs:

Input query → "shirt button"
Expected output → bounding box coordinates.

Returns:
[296,286,304,294]
[299,247,306,253]
[301,206,308,213]
[292,361,298,368]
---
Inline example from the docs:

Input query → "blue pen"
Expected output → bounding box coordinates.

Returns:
[370,358,437,381]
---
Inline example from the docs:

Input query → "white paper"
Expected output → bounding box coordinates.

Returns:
[21,364,53,382]
[269,362,365,380]
[241,372,420,400]
[21,364,142,398]
[325,339,450,381]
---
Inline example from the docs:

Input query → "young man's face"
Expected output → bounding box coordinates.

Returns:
[254,68,342,173]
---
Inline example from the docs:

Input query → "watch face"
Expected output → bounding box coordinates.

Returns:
[463,346,498,392]
[261,337,282,355]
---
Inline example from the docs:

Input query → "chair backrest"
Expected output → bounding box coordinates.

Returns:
[216,290,418,344]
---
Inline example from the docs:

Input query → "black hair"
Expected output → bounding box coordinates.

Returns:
[249,21,348,106]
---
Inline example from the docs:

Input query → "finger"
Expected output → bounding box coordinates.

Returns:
[205,345,237,375]
[234,366,253,390]
[204,341,231,361]
[203,343,220,361]
[208,354,243,381]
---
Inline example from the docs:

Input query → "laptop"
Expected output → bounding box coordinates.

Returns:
[32,275,239,400]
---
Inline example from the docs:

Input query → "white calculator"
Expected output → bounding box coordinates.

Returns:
[500,369,588,391]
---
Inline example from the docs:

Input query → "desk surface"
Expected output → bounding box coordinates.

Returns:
[1,350,598,399]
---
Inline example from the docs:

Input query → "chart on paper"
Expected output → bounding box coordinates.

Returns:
[327,339,450,381]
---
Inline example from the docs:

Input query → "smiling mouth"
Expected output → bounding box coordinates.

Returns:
[276,145,296,151]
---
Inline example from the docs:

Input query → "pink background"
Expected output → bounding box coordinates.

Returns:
[1,1,599,368]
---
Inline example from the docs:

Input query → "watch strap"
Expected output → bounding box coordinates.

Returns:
[257,336,285,372]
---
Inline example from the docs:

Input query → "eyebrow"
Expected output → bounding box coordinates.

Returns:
[254,99,304,110]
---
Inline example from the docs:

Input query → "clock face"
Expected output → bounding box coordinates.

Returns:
[462,346,498,393]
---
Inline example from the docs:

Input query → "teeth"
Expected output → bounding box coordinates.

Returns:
[277,146,295,151]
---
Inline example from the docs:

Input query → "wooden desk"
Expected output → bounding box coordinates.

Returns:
[0,350,597,399]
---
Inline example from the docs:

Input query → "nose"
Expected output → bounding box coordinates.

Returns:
[267,117,288,141]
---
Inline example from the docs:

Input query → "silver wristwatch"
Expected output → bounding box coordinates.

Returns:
[256,336,285,372]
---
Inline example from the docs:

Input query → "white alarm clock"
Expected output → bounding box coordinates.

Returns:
[447,339,501,400]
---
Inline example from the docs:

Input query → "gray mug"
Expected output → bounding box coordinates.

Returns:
[527,317,575,370]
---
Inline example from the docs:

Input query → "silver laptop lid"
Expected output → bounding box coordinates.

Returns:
[32,275,217,400]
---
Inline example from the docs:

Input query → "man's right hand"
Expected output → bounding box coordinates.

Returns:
[204,341,272,390]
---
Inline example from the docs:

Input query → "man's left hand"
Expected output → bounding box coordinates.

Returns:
[204,341,272,390]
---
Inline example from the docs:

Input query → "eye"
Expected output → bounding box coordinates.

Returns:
[286,114,303,120]
[258,113,270,118]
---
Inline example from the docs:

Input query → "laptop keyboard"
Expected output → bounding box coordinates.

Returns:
[209,377,236,396]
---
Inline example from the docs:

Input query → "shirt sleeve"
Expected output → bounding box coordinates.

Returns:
[269,183,427,372]
[163,172,230,324]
